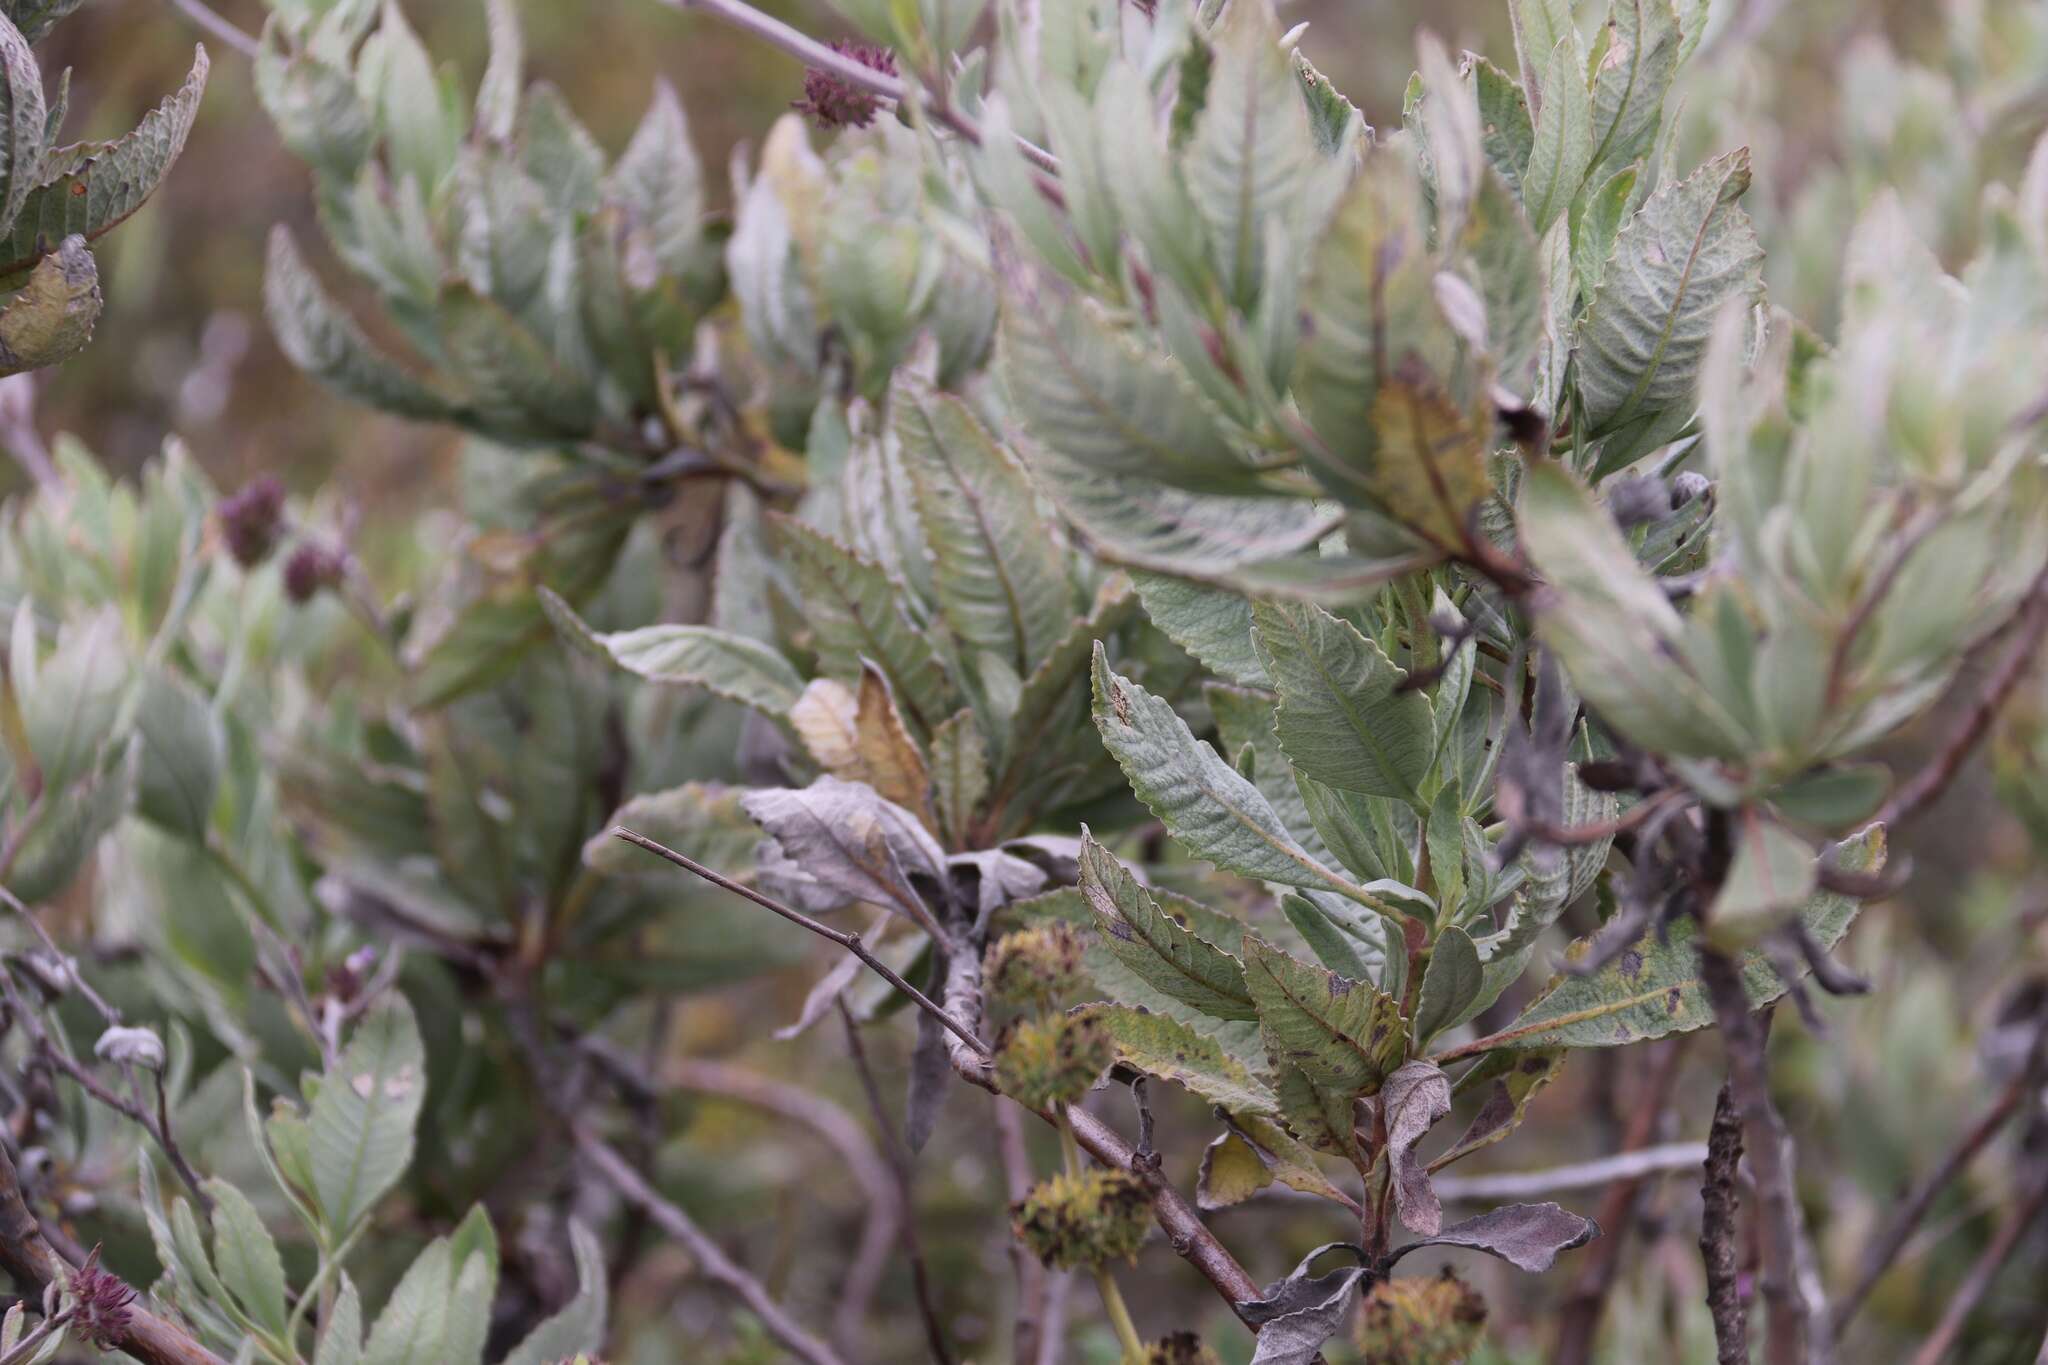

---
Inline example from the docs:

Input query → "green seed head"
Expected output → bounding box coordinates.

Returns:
[994,1011,1114,1109]
[1354,1268,1488,1364]
[985,922,1086,1007]
[1010,1168,1151,1269]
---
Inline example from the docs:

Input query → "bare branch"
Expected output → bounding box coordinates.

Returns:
[1700,1082,1748,1365]
[572,1124,847,1365]
[159,0,261,58]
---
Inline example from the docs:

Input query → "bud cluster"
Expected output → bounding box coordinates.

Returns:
[1354,1268,1487,1364]
[1010,1168,1150,1270]
[994,1011,1112,1110]
[985,922,1086,1008]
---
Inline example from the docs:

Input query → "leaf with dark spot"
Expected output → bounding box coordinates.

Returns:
[1389,1200,1598,1272]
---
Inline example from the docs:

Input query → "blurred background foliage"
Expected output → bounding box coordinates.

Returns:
[9,0,2048,1362]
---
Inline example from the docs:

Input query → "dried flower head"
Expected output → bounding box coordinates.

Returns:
[994,1011,1113,1109]
[1143,1332,1221,1364]
[68,1245,137,1349]
[791,41,897,130]
[217,476,287,568]
[985,922,1086,1007]
[1010,1168,1150,1269]
[1354,1267,1487,1365]
[283,540,347,605]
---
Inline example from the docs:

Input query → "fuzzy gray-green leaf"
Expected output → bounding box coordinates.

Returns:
[1251,600,1434,805]
[1079,833,1258,1022]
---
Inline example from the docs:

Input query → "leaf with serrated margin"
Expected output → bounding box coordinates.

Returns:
[1089,1004,1279,1114]
[1472,57,1532,200]
[849,662,934,823]
[1478,824,1884,1050]
[1363,362,1496,551]
[1272,1063,1358,1153]
[1095,60,1208,295]
[774,514,957,737]
[1243,933,1405,1095]
[1186,0,1319,308]
[264,227,455,421]
[1522,36,1591,233]
[309,996,425,1237]
[930,709,988,848]
[1281,891,1389,983]
[894,374,1070,676]
[1575,148,1762,447]
[0,45,205,279]
[256,41,373,180]
[1509,0,1579,119]
[439,282,596,439]
[0,14,43,233]
[1133,571,1265,687]
[207,1178,289,1338]
[0,232,94,376]
[1092,645,1364,901]
[1251,600,1434,805]
[1208,682,1339,870]
[1586,0,1680,187]
[541,586,803,719]
[1432,1047,1564,1170]
[1079,833,1257,1022]
[999,254,1255,491]
[609,78,704,281]
[1519,462,1751,758]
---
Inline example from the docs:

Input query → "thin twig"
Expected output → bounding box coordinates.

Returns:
[0,1306,71,1365]
[1699,958,1833,1365]
[993,1096,1050,1365]
[572,1124,847,1365]
[1433,1142,1711,1202]
[666,1058,898,1358]
[652,0,1059,173]
[1833,1017,2048,1337]
[1907,1172,2048,1365]
[1700,1083,1749,1365]
[0,1145,225,1365]
[1527,789,1689,848]
[1823,502,1940,708]
[159,0,261,58]
[614,828,991,1058]
[837,1001,954,1365]
[1879,563,2048,829]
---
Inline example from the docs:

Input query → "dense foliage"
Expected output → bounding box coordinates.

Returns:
[0,0,2040,1362]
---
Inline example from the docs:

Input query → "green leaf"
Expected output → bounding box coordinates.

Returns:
[582,781,759,880]
[21,607,126,794]
[540,586,803,718]
[362,1238,451,1365]
[1078,834,1257,1022]
[1091,645,1360,900]
[1412,926,1483,1047]
[1574,149,1763,449]
[438,282,596,439]
[1771,763,1889,830]
[1280,891,1389,983]
[1482,825,1885,1050]
[1133,572,1264,687]
[0,231,97,376]
[314,1276,363,1365]
[1250,600,1434,805]
[1089,1004,1279,1115]
[998,260,1252,490]
[1472,57,1532,200]
[208,1178,289,1340]
[361,0,457,194]
[1364,364,1497,550]
[1706,810,1817,945]
[0,14,44,233]
[0,43,205,278]
[500,1220,607,1365]
[930,709,989,848]
[256,42,373,179]
[474,0,522,144]
[0,0,79,44]
[1521,37,1591,234]
[134,668,223,840]
[1432,1048,1565,1169]
[309,996,425,1237]
[1243,933,1405,1095]
[520,83,604,216]
[1508,0,1579,118]
[774,514,957,736]
[1184,0,1319,307]
[608,78,704,281]
[265,227,456,420]
[1586,0,1680,186]
[893,374,1070,676]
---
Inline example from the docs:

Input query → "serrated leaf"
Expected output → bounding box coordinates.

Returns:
[0,44,205,279]
[499,1220,607,1365]
[1186,0,1319,307]
[315,1276,363,1365]
[1133,572,1264,686]
[1522,36,1591,233]
[1472,57,1531,199]
[256,42,373,179]
[1575,149,1762,449]
[0,14,45,232]
[362,1238,451,1365]
[0,231,96,376]
[309,997,425,1237]
[1092,645,1360,899]
[265,227,456,420]
[208,1179,289,1339]
[609,78,703,280]
[1509,0,1579,117]
[540,586,803,718]
[1280,891,1388,983]
[1412,925,1484,1047]
[930,709,988,846]
[1243,933,1405,1095]
[1477,825,1883,1050]
[1089,1004,1279,1115]
[1362,364,1495,553]
[438,282,596,438]
[893,374,1069,675]
[1251,600,1434,805]
[848,661,934,821]
[775,515,956,736]
[1432,1047,1564,1169]
[1079,833,1257,1022]
[1586,0,1679,186]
